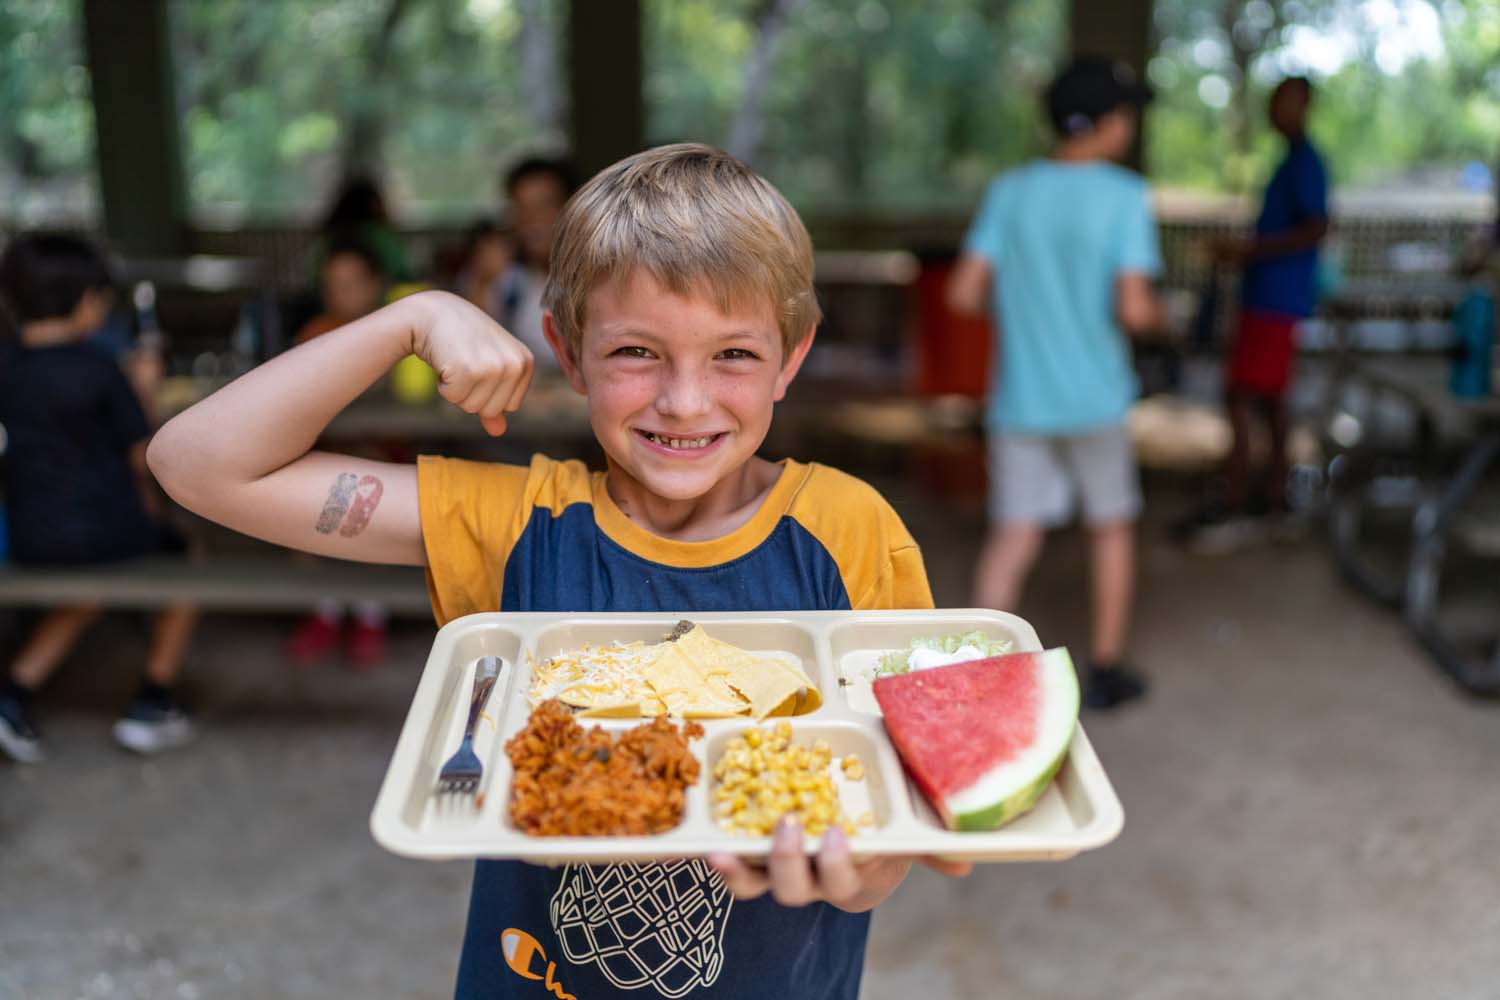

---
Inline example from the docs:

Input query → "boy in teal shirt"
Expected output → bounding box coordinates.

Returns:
[151,144,968,999]
[948,57,1164,710]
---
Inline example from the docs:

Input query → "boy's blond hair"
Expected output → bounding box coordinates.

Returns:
[542,143,821,359]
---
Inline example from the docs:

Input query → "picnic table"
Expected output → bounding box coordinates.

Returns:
[1323,355,1500,695]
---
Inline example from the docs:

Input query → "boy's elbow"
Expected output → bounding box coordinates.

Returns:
[1117,300,1162,337]
[945,284,983,318]
[146,423,193,504]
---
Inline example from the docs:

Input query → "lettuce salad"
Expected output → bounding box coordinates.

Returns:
[875,630,1013,677]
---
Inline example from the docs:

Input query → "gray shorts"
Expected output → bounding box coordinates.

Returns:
[988,424,1141,527]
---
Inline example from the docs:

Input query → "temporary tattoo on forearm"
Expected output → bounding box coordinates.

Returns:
[339,475,384,537]
[315,473,359,534]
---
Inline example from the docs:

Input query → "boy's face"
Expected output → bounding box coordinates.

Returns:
[1268,82,1307,136]
[322,252,384,322]
[545,269,814,503]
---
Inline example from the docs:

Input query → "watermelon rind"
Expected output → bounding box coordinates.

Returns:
[941,648,1079,831]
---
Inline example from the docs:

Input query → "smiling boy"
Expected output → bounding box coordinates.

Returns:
[149,144,966,999]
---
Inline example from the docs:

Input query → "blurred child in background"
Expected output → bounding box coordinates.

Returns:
[466,156,576,366]
[316,175,413,283]
[295,234,391,345]
[947,58,1164,710]
[452,218,514,316]
[1449,246,1496,400]
[0,234,199,763]
[1185,77,1328,551]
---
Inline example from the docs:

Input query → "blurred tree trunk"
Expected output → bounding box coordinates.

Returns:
[342,0,416,179]
[81,0,186,253]
[726,0,807,165]
[1222,0,1284,192]
[516,0,564,137]
[836,44,870,202]
[1222,0,1252,192]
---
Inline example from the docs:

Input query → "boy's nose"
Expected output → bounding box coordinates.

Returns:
[654,368,714,419]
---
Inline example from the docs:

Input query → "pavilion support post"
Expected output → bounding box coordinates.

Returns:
[1068,0,1155,171]
[566,0,645,180]
[81,0,187,255]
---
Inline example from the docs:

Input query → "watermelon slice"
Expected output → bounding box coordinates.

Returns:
[872,648,1079,832]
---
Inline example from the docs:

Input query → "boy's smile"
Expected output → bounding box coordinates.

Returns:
[545,269,813,536]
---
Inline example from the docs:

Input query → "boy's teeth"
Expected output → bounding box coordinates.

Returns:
[645,432,714,449]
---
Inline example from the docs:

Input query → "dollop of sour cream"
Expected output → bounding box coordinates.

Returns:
[906,644,988,672]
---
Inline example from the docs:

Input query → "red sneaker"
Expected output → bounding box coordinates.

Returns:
[345,619,388,670]
[287,613,342,663]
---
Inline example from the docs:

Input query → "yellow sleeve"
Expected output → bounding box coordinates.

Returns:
[415,454,542,625]
[863,541,936,611]
[786,463,936,611]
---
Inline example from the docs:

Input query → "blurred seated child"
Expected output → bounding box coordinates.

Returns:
[0,234,199,764]
[295,233,390,345]
[451,218,515,316]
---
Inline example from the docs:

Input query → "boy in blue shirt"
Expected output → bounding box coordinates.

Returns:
[150,144,968,999]
[1190,77,1328,549]
[947,57,1164,710]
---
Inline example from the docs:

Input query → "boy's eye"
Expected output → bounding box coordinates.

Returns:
[612,346,654,359]
[717,348,760,361]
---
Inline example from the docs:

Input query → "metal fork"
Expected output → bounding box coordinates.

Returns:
[436,656,500,797]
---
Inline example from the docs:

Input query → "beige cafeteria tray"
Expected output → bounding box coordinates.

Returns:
[370,610,1123,864]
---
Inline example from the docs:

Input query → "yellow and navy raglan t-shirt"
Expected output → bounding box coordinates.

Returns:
[417,453,932,1000]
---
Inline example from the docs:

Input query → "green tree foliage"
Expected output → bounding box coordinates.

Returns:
[1148,0,1500,194]
[0,0,98,223]
[2,0,1497,227]
[171,0,564,225]
[647,0,1064,212]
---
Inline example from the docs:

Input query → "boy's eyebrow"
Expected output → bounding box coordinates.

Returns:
[597,324,773,344]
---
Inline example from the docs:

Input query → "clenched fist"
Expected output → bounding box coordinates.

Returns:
[405,291,535,436]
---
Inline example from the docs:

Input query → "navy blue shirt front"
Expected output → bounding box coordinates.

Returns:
[417,455,933,1000]
[0,342,158,565]
[1241,138,1329,319]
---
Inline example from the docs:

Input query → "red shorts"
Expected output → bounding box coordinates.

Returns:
[1226,308,1298,397]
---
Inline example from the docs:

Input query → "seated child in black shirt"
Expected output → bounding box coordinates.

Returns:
[0,233,199,763]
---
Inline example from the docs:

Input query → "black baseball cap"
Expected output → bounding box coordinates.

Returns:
[1045,57,1154,136]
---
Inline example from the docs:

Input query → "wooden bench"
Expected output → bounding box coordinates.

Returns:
[0,554,434,618]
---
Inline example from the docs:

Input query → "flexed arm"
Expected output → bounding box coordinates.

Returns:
[147,291,534,565]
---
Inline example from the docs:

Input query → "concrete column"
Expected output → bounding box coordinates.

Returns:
[567,0,644,180]
[81,0,187,254]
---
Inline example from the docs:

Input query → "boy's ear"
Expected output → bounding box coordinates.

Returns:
[772,324,817,402]
[542,312,588,396]
[72,287,113,333]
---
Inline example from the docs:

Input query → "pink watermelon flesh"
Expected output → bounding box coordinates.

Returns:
[873,648,1079,831]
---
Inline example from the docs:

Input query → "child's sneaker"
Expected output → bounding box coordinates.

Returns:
[0,693,44,764]
[112,692,196,755]
[286,612,342,663]
[1083,662,1148,711]
[345,618,388,670]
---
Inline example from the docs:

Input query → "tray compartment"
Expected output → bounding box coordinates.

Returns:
[394,623,524,835]
[493,713,712,838]
[699,719,901,840]
[527,616,826,716]
[826,612,1039,716]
